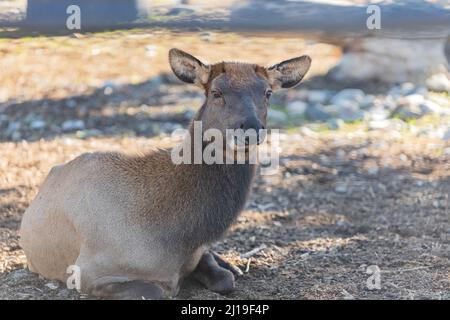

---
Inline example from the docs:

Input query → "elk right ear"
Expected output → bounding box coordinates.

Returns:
[266,55,311,90]
[169,48,210,86]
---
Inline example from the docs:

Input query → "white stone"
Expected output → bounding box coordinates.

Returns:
[267,109,288,127]
[420,100,441,114]
[62,120,85,132]
[30,120,46,130]
[286,101,307,117]
[335,183,348,194]
[426,73,450,92]
[307,90,329,104]
[368,120,391,130]
[367,167,379,176]
[330,38,448,83]
[331,89,365,105]
[444,129,450,141]
[398,94,426,105]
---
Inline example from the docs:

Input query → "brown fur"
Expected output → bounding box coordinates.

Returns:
[19,49,311,299]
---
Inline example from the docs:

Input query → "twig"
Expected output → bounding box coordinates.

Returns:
[241,244,267,259]
[383,266,432,273]
[245,257,252,273]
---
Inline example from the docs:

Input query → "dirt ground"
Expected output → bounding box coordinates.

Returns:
[0,30,449,299]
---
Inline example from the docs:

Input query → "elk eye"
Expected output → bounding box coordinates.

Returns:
[212,90,222,99]
[265,89,273,99]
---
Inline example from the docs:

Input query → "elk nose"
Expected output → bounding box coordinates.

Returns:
[239,117,262,131]
[237,118,265,145]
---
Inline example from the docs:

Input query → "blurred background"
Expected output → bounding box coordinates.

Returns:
[0,0,449,300]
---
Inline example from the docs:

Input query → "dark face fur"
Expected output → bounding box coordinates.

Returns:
[168,48,311,144]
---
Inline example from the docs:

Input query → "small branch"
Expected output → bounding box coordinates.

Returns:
[241,244,267,259]
[245,257,252,273]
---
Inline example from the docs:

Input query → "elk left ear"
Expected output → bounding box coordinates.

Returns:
[266,55,311,90]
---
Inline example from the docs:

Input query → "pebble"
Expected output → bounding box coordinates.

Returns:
[65,99,77,109]
[306,104,332,121]
[443,129,450,141]
[45,282,59,290]
[62,120,85,132]
[145,45,158,57]
[30,120,46,130]
[267,109,288,127]
[367,167,379,176]
[360,94,375,109]
[331,88,365,105]
[420,100,441,114]
[338,105,365,122]
[307,90,329,104]
[426,73,450,92]
[334,183,348,194]
[286,101,307,117]
[368,119,391,130]
[9,269,30,280]
[388,82,417,97]
[327,118,344,130]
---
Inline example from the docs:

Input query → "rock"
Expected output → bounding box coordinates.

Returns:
[199,32,213,42]
[65,99,77,109]
[429,94,450,108]
[183,109,196,121]
[426,73,450,92]
[300,126,318,138]
[286,101,307,117]
[330,89,365,105]
[9,269,30,280]
[167,7,195,16]
[367,106,390,121]
[335,183,348,194]
[76,129,102,138]
[329,38,448,83]
[336,149,346,162]
[30,120,46,130]
[161,122,183,134]
[6,121,21,136]
[420,100,441,114]
[327,118,344,130]
[45,282,59,290]
[305,104,332,122]
[360,94,375,109]
[307,90,329,104]
[367,167,379,176]
[11,131,21,141]
[62,120,85,132]
[398,94,426,105]
[338,105,365,122]
[414,86,428,96]
[145,45,158,57]
[288,89,309,101]
[444,129,450,141]
[102,81,119,96]
[388,82,417,97]
[393,94,427,119]
[383,96,398,111]
[268,109,288,127]
[368,119,391,130]
[104,86,114,96]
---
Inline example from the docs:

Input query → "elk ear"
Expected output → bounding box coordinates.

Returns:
[266,55,311,90]
[169,48,210,86]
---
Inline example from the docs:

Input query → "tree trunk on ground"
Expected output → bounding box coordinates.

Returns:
[25,0,139,31]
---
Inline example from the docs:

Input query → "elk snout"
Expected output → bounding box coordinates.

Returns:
[235,117,265,146]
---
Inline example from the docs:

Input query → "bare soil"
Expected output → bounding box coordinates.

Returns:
[0,30,449,300]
